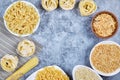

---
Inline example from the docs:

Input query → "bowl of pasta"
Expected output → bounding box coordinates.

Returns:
[72,65,103,80]
[3,1,40,37]
[90,41,120,76]
[26,65,69,80]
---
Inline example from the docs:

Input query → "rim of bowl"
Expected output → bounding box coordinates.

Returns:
[91,11,118,39]
[3,1,40,37]
[72,65,103,80]
[89,41,120,76]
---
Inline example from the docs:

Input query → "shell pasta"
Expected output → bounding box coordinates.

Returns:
[4,1,40,35]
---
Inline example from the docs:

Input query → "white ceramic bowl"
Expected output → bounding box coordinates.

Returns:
[3,1,40,37]
[90,41,120,76]
[72,65,103,80]
[26,65,68,80]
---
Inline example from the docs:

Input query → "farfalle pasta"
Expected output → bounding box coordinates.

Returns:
[42,0,58,11]
[4,1,40,36]
[79,0,97,16]
[59,0,75,10]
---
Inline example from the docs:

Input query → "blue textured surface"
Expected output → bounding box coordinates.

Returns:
[0,0,120,80]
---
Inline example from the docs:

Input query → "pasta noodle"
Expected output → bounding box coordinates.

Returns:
[0,54,18,72]
[42,0,58,11]
[4,1,40,36]
[91,44,120,73]
[79,0,97,16]
[59,0,75,10]
[35,66,69,80]
[17,39,35,57]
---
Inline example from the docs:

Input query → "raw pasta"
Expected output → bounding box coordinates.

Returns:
[75,67,101,80]
[91,44,120,73]
[93,13,116,37]
[35,66,69,80]
[59,0,75,10]
[17,40,35,57]
[0,54,18,72]
[79,0,97,16]
[42,0,58,11]
[4,1,40,36]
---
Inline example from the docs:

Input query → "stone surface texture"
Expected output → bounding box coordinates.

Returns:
[0,0,120,80]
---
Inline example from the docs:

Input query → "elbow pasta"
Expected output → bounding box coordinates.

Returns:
[35,66,69,80]
[42,0,58,11]
[4,1,40,35]
[59,0,75,10]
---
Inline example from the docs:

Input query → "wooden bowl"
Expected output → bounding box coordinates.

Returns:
[91,11,118,39]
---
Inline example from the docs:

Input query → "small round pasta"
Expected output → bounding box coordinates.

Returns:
[59,0,75,10]
[79,0,97,16]
[0,54,18,72]
[17,40,35,57]
[42,0,58,11]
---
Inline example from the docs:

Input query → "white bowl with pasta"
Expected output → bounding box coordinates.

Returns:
[3,1,40,37]
[72,65,103,80]
[26,65,68,80]
[90,41,120,76]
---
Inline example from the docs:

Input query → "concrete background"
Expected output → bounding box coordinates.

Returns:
[0,0,120,80]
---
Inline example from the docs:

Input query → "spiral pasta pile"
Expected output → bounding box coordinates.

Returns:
[4,1,40,36]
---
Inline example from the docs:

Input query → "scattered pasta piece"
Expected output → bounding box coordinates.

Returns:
[59,0,75,10]
[42,0,58,11]
[35,66,69,80]
[79,0,97,16]
[0,54,18,72]
[4,1,40,36]
[17,39,35,57]
[91,44,120,73]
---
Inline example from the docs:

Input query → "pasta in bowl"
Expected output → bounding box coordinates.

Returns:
[3,1,40,37]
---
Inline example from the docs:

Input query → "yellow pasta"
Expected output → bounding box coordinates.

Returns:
[35,66,69,80]
[4,1,40,36]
